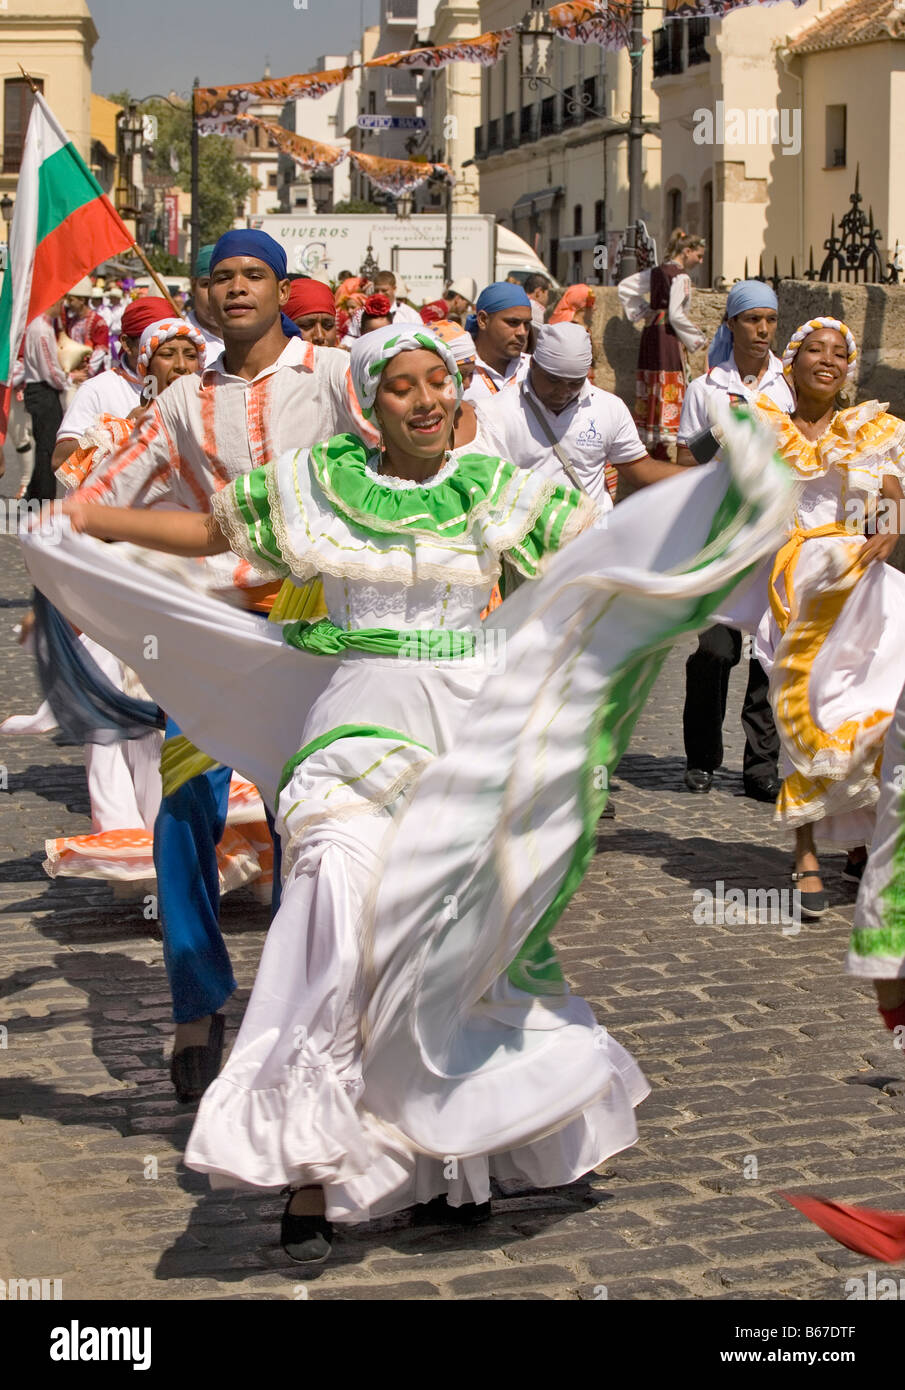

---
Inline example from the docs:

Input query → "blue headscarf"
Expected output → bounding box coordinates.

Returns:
[208,229,302,339]
[708,280,779,368]
[465,280,531,335]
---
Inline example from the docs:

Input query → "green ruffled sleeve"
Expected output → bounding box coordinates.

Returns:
[504,481,597,578]
[212,463,291,581]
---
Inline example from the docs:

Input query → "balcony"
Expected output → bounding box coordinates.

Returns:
[653,27,682,78]
[474,126,484,159]
[504,111,517,147]
[653,19,710,76]
[687,18,711,66]
[540,95,556,137]
[520,104,534,141]
[487,117,501,154]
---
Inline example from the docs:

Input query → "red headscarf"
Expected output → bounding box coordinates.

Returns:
[285,278,336,322]
[120,297,174,338]
[420,299,449,325]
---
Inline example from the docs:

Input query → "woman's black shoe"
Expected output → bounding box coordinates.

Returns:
[414,1195,492,1227]
[791,868,829,918]
[280,1192,333,1264]
[170,1012,225,1104]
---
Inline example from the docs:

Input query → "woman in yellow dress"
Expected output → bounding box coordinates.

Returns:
[753,318,905,916]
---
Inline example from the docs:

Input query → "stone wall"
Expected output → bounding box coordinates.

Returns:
[591,282,905,419]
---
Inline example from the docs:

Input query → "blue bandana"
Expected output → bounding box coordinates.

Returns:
[708,280,779,368]
[475,281,531,315]
[208,230,301,339]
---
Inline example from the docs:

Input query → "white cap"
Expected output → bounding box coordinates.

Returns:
[446,276,477,305]
[533,322,592,377]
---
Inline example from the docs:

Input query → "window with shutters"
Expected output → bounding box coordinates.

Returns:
[4,78,44,174]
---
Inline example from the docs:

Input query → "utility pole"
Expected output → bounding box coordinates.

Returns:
[190,76,200,274]
[618,0,645,281]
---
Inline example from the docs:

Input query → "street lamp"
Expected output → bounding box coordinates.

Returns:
[516,2,653,280]
[310,167,334,214]
[1,193,13,225]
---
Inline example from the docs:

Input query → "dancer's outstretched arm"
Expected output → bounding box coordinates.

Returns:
[61,499,228,558]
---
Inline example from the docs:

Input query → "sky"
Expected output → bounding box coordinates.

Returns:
[88,0,381,100]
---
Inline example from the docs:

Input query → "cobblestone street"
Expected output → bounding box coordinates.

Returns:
[0,477,901,1302]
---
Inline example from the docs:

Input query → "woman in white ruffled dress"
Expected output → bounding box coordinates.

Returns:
[752,318,905,916]
[24,324,792,1265]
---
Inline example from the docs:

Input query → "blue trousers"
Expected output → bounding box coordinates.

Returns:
[154,717,281,1024]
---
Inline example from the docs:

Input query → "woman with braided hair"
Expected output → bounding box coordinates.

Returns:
[751,317,905,917]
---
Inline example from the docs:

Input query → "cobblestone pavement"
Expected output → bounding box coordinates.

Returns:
[0,477,901,1302]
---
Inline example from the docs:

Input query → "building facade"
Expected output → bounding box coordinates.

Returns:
[279,54,357,214]
[472,0,662,286]
[0,0,98,220]
[787,0,905,277]
[415,0,482,215]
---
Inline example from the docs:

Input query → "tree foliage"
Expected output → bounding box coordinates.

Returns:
[333,199,386,215]
[107,91,258,247]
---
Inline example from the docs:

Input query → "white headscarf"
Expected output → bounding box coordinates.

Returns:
[532,322,592,377]
[349,323,462,422]
[137,318,206,378]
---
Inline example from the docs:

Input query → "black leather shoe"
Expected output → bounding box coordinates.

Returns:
[684,768,713,793]
[413,1195,492,1227]
[280,1191,333,1265]
[744,777,782,803]
[170,1012,225,1104]
[842,853,866,884]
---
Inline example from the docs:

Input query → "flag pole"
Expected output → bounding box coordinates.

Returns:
[19,65,181,317]
[127,240,183,316]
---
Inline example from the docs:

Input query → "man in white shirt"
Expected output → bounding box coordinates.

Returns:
[475,322,686,510]
[185,244,226,360]
[17,299,87,501]
[51,296,174,472]
[74,228,375,1099]
[463,282,532,403]
[524,272,551,329]
[675,280,793,802]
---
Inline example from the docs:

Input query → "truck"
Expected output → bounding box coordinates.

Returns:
[248,213,558,303]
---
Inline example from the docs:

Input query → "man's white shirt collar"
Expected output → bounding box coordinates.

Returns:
[707,350,785,394]
[204,335,310,385]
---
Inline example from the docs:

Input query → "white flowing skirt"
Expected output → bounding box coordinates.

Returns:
[21,415,794,1221]
[755,534,905,845]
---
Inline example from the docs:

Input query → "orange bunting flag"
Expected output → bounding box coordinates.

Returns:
[194,68,352,134]
[662,0,806,14]
[549,0,634,47]
[366,29,514,70]
[241,118,346,169]
[350,151,452,196]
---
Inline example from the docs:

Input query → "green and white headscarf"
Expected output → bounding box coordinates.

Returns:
[349,323,462,423]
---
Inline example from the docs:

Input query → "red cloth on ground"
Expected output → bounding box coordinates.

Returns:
[879,1000,905,1032]
[781,1192,905,1261]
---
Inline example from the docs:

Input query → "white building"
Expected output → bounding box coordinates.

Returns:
[279,54,358,213]
[231,64,283,223]
[473,0,662,286]
[415,0,482,215]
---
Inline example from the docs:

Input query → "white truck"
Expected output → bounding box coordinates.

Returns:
[249,213,557,302]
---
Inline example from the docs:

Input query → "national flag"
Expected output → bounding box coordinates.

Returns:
[0,92,134,442]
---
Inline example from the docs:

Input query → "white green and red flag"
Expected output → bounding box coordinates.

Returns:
[0,92,134,441]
